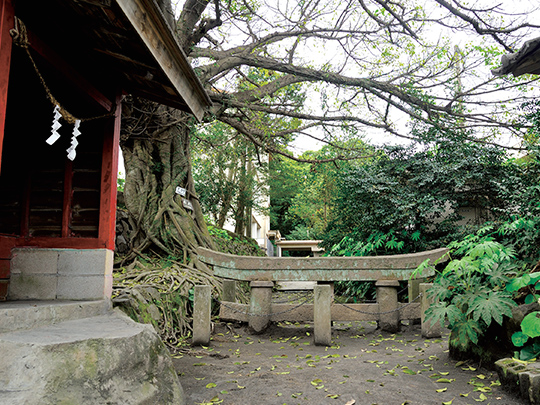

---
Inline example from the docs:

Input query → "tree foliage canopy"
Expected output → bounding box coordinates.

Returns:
[176,0,539,160]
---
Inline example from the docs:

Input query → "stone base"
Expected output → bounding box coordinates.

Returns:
[0,310,184,405]
[9,248,114,301]
[496,358,540,404]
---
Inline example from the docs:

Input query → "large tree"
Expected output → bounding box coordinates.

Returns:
[120,0,540,262]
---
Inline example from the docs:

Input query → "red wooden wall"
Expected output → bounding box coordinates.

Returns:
[0,0,121,299]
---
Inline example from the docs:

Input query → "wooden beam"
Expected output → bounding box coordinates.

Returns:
[26,30,113,112]
[98,93,122,250]
[0,235,108,250]
[0,0,14,173]
[115,0,212,121]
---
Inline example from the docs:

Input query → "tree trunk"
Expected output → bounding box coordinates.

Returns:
[120,99,214,262]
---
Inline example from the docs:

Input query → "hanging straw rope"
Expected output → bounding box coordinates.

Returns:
[9,16,114,124]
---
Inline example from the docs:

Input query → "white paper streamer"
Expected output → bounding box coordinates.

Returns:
[46,105,62,145]
[66,120,81,161]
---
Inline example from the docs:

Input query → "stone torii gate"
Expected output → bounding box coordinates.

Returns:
[193,247,449,346]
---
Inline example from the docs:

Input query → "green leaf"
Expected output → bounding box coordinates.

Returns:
[474,393,487,402]
[450,318,482,349]
[521,312,540,338]
[512,331,529,347]
[206,383,217,388]
[525,294,538,305]
[425,302,463,328]
[467,292,516,327]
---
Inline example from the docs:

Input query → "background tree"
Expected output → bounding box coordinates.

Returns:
[192,120,268,233]
[272,140,371,239]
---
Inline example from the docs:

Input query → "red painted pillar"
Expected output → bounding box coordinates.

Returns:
[0,0,14,172]
[0,0,13,298]
[98,93,122,250]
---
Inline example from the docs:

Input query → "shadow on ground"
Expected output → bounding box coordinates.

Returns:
[173,321,525,405]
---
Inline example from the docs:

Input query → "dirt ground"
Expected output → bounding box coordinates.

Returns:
[173,320,526,405]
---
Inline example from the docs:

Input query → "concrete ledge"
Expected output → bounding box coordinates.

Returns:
[0,310,184,405]
[496,358,540,404]
[0,300,111,333]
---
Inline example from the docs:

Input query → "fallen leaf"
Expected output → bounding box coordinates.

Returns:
[474,393,487,402]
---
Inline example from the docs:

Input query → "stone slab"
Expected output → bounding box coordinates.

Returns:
[277,281,317,290]
[9,273,57,300]
[198,247,449,281]
[10,249,58,275]
[57,249,113,276]
[219,302,421,323]
[56,274,112,300]
[0,300,110,333]
[0,310,185,405]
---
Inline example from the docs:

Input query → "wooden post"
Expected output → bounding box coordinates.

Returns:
[420,283,442,338]
[314,284,332,346]
[249,281,273,333]
[376,279,400,332]
[0,0,14,173]
[222,280,236,302]
[98,93,122,250]
[192,285,211,346]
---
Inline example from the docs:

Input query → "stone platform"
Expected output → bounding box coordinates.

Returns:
[0,302,184,405]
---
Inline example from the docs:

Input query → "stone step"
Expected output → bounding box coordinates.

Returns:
[0,299,110,333]
[0,310,184,405]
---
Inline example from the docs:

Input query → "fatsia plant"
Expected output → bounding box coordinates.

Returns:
[424,235,519,351]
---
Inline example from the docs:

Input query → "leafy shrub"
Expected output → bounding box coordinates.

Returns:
[424,237,518,351]
[329,231,407,301]
[209,225,266,257]
[508,271,540,360]
[423,215,540,356]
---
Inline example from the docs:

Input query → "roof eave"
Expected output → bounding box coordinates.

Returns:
[115,0,212,121]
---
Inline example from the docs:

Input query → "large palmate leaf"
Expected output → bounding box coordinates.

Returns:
[467,292,516,327]
[427,277,454,303]
[450,318,483,349]
[425,302,464,328]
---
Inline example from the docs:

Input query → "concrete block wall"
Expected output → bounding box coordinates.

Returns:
[9,248,113,301]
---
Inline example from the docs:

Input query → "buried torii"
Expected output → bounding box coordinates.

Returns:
[194,247,449,346]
